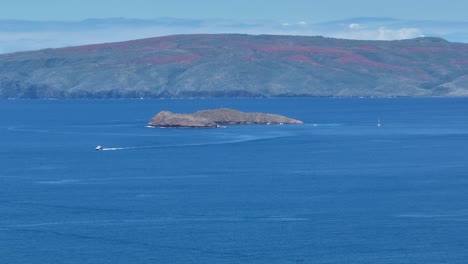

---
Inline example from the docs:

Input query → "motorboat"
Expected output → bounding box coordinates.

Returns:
[95,145,104,151]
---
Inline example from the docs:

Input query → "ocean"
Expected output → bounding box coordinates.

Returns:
[1,98,468,263]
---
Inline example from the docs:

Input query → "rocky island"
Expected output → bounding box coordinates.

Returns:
[147,108,303,128]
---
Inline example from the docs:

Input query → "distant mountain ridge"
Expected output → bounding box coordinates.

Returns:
[2,17,468,53]
[1,34,468,98]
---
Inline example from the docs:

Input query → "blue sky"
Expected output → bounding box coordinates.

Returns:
[2,0,468,22]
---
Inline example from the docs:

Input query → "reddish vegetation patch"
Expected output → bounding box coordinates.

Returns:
[249,44,403,70]
[135,54,200,65]
[335,54,403,70]
[136,42,178,51]
[287,55,321,66]
[180,43,209,49]
[354,46,380,51]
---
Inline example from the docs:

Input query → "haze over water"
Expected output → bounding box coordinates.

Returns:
[1,98,468,263]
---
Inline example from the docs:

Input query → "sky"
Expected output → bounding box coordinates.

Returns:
[2,0,468,22]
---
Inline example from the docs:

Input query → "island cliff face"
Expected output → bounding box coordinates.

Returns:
[2,34,468,98]
[147,108,303,128]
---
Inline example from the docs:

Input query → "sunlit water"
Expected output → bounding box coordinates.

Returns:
[1,98,468,263]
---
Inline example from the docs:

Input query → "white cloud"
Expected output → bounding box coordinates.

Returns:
[297,21,307,26]
[334,27,424,40]
[377,27,425,40]
[348,23,361,30]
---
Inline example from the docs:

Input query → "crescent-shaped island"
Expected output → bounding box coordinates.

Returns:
[147,108,304,128]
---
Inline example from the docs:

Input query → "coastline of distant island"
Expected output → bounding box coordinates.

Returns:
[1,34,468,99]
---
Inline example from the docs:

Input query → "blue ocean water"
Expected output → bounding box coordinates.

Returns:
[1,98,468,263]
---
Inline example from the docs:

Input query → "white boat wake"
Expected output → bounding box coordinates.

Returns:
[94,132,293,151]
